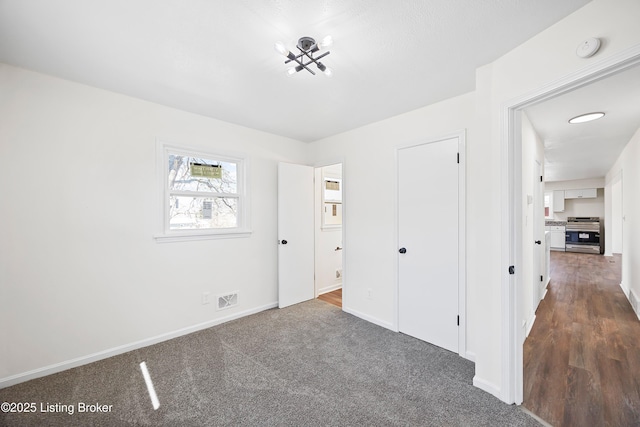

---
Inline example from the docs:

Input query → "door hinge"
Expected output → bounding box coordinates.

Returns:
[540,275,544,282]
[540,176,543,182]
[457,315,460,326]
[457,153,460,164]
[509,265,515,275]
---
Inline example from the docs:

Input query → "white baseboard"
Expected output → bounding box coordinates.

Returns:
[526,314,536,338]
[0,302,278,389]
[473,375,502,400]
[318,284,342,295]
[342,306,394,331]
[465,350,476,363]
[624,285,640,321]
[620,281,629,297]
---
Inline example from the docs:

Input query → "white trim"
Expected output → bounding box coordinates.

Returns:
[312,158,346,307]
[501,44,640,405]
[526,314,536,338]
[457,131,467,359]
[394,130,467,359]
[318,284,342,295]
[0,302,278,389]
[633,291,640,322]
[620,280,629,297]
[392,145,400,332]
[465,350,476,363]
[154,229,251,243]
[621,284,640,321]
[473,376,502,400]
[343,306,394,331]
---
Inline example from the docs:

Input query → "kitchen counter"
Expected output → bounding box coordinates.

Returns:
[545,222,566,251]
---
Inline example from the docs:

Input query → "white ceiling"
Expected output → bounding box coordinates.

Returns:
[0,0,591,142]
[525,64,640,182]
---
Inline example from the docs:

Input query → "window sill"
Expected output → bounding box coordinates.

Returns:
[154,228,252,243]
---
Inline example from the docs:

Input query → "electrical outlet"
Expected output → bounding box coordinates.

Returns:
[202,292,210,305]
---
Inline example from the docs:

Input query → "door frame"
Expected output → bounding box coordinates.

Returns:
[313,158,346,306]
[501,44,640,404]
[394,130,467,360]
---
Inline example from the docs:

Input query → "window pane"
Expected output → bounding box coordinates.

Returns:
[169,196,238,229]
[168,155,237,193]
[324,178,342,202]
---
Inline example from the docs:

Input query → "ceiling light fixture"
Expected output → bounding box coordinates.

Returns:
[274,36,333,77]
[568,112,605,124]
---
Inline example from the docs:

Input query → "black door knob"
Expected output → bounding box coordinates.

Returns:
[281,240,288,245]
[399,247,407,254]
[535,240,542,245]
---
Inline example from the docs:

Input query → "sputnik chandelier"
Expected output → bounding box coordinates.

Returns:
[274,36,333,77]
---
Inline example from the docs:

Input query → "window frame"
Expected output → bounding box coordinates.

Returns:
[321,175,342,231]
[155,141,251,242]
[544,191,553,219]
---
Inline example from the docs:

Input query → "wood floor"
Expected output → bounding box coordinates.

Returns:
[523,251,640,426]
[318,288,342,308]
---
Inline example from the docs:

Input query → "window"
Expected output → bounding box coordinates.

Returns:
[156,142,250,242]
[544,192,553,219]
[322,176,342,228]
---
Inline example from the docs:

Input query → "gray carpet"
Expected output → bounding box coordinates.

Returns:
[0,300,540,426]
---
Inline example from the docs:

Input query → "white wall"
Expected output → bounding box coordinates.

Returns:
[472,0,640,400]
[2,0,640,404]
[0,64,307,385]
[307,93,475,333]
[606,127,640,313]
[611,176,623,254]
[544,177,605,191]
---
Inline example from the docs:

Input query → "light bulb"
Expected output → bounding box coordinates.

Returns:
[274,42,289,57]
[318,35,333,49]
[323,67,334,77]
[286,67,297,76]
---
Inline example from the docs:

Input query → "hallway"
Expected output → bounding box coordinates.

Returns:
[317,288,342,308]
[523,252,640,426]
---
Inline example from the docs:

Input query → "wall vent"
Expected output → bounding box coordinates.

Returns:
[217,291,238,311]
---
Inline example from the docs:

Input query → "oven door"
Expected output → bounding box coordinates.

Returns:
[565,230,599,245]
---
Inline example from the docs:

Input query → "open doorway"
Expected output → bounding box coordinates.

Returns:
[315,163,343,308]
[502,47,640,411]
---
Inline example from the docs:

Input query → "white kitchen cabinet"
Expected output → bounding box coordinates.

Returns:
[553,190,565,212]
[564,188,597,199]
[545,225,566,251]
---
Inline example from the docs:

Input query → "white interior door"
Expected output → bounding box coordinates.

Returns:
[533,160,544,309]
[278,162,314,308]
[398,137,459,353]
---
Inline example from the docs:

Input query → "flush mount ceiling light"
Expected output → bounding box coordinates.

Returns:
[568,112,605,124]
[274,36,333,77]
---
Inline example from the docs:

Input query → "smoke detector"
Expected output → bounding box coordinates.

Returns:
[576,38,601,58]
